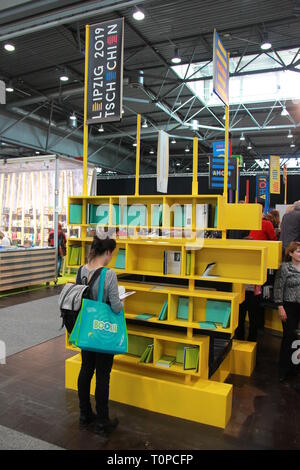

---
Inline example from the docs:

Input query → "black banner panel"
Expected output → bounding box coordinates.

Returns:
[87,18,124,125]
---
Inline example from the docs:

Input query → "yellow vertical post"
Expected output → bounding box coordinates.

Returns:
[223,104,229,203]
[135,114,141,196]
[192,136,198,195]
[236,167,239,203]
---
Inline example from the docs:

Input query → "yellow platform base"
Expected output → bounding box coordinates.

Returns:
[264,307,282,334]
[65,340,256,429]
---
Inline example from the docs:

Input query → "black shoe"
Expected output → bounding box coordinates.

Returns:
[95,417,119,435]
[79,411,97,427]
[57,274,62,278]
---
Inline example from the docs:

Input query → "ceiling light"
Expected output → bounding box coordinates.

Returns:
[185,145,190,153]
[186,167,190,171]
[288,130,293,139]
[240,133,245,141]
[290,142,296,148]
[4,43,15,52]
[133,140,137,147]
[142,119,148,128]
[149,148,154,154]
[70,112,76,121]
[60,74,69,82]
[247,144,252,150]
[35,151,40,155]
[98,125,104,132]
[176,162,181,166]
[261,33,272,51]
[171,48,181,64]
[122,108,125,114]
[192,119,199,131]
[5,81,14,92]
[281,106,289,116]
[171,138,176,144]
[133,8,145,21]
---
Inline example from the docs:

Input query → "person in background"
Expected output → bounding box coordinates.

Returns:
[0,230,11,247]
[274,241,300,382]
[280,201,300,255]
[267,209,281,238]
[48,223,67,277]
[249,203,277,241]
[77,235,123,435]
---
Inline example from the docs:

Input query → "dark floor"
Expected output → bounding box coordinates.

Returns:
[1,289,300,449]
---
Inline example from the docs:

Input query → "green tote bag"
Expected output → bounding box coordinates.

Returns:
[69,268,128,355]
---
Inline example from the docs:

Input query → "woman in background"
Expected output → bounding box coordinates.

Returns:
[274,241,300,382]
[48,223,66,277]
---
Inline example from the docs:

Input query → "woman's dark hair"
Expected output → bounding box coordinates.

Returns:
[88,236,116,262]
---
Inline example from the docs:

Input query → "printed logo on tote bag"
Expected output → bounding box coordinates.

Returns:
[93,319,118,333]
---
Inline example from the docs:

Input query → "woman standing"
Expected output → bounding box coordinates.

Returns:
[274,241,300,382]
[76,235,123,435]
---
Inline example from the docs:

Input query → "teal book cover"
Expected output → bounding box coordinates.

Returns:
[135,314,155,321]
[114,248,125,269]
[199,321,217,330]
[183,346,199,371]
[177,297,189,320]
[206,300,231,324]
[174,205,184,227]
[158,300,168,321]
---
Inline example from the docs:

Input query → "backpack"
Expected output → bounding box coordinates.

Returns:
[58,266,103,334]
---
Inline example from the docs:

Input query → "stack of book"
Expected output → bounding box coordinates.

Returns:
[156,355,176,368]
[139,344,154,363]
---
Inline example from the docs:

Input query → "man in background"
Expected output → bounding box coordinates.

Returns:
[280,200,300,254]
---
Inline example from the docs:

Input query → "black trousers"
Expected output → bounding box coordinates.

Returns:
[235,291,261,342]
[279,302,300,377]
[78,350,114,420]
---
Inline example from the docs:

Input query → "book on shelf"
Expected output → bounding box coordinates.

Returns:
[196,204,209,229]
[112,205,120,225]
[163,250,181,275]
[89,204,109,225]
[127,335,153,357]
[121,204,147,226]
[68,245,82,266]
[114,248,125,269]
[176,344,185,364]
[201,262,217,277]
[119,290,136,301]
[156,355,176,368]
[135,313,155,321]
[139,344,154,363]
[199,321,217,330]
[206,300,231,328]
[69,204,82,224]
[152,204,163,227]
[183,346,199,371]
[177,297,189,321]
[158,300,168,321]
[186,252,191,275]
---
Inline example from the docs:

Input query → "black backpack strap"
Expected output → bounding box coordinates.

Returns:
[88,267,103,289]
[76,266,83,285]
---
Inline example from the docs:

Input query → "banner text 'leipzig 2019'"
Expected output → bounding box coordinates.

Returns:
[86,18,124,125]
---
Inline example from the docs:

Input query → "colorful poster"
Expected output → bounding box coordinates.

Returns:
[210,141,236,190]
[213,30,229,106]
[157,130,169,193]
[86,18,124,124]
[256,175,269,206]
[269,155,281,194]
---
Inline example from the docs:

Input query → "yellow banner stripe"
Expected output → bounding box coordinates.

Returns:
[216,85,228,104]
[217,49,227,70]
[217,61,227,79]
[217,72,226,90]
[217,39,227,61]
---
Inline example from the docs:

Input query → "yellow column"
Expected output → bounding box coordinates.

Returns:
[135,114,141,196]
[236,167,239,203]
[192,136,198,195]
[223,104,229,202]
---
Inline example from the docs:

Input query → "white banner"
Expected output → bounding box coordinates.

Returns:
[157,130,169,193]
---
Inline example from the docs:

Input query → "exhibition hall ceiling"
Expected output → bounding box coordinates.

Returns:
[0,0,300,173]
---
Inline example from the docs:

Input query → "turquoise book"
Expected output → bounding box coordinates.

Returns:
[214,206,218,228]
[69,204,82,224]
[206,300,231,326]
[199,321,217,330]
[174,205,184,227]
[122,205,147,226]
[90,204,109,225]
[135,314,155,321]
[152,204,163,226]
[177,297,189,321]
[114,248,125,269]
[112,205,120,225]
[158,300,168,321]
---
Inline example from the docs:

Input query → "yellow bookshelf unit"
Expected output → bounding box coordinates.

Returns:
[65,194,281,429]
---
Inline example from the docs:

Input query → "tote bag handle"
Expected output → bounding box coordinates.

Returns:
[97,267,107,302]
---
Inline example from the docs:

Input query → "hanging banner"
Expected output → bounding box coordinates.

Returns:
[232,154,243,168]
[256,175,269,205]
[213,29,229,106]
[157,130,169,193]
[269,155,281,194]
[209,156,237,190]
[86,18,124,124]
